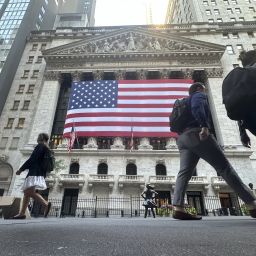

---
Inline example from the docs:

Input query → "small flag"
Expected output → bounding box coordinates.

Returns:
[67,124,77,153]
[129,125,134,151]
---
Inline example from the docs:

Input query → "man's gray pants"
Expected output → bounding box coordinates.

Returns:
[173,128,255,206]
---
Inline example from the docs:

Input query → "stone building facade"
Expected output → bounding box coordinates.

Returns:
[0,22,256,215]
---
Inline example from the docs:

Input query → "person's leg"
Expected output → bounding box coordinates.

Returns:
[144,207,148,218]
[191,134,255,204]
[151,208,156,218]
[30,190,48,208]
[172,148,200,208]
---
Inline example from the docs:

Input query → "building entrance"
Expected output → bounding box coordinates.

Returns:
[186,191,205,215]
[155,190,171,207]
[219,192,239,215]
[61,189,79,217]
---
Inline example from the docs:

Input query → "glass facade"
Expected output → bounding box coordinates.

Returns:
[0,0,30,72]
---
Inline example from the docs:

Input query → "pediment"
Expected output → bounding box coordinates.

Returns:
[43,27,225,58]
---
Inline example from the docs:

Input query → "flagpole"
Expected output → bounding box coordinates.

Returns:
[130,118,134,152]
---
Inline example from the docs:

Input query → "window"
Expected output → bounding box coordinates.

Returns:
[203,0,209,6]
[27,56,34,63]
[156,164,167,176]
[223,33,229,38]
[9,137,19,149]
[217,18,223,22]
[248,32,255,38]
[6,118,14,129]
[231,0,237,4]
[223,0,229,4]
[22,100,30,110]
[233,64,240,68]
[232,33,239,38]
[249,7,255,13]
[253,44,256,49]
[208,18,214,23]
[227,8,233,14]
[235,8,241,13]
[22,70,29,78]
[126,163,137,175]
[36,56,43,63]
[214,9,220,15]
[230,17,236,22]
[206,10,212,15]
[69,162,79,174]
[239,17,245,21]
[0,137,8,149]
[97,163,108,175]
[237,44,244,52]
[32,70,39,78]
[17,84,25,94]
[16,118,25,128]
[31,44,38,51]
[27,84,35,94]
[40,43,47,51]
[11,100,20,110]
[211,0,217,5]
[226,45,234,54]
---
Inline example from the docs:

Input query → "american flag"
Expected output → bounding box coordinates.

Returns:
[63,79,192,138]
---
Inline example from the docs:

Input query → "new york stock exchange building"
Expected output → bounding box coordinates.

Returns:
[1,22,256,217]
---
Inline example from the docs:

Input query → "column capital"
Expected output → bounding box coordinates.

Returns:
[44,70,62,81]
[71,71,83,82]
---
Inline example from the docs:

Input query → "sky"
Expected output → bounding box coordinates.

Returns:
[95,0,169,26]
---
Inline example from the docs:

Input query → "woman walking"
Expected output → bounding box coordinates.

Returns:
[12,133,52,219]
[141,184,158,218]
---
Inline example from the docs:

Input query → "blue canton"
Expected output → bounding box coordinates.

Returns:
[68,80,118,110]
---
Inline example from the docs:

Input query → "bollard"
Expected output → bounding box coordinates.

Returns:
[106,210,109,217]
[82,210,85,218]
[135,210,138,217]
[121,210,124,217]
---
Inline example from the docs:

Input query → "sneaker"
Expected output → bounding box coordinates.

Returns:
[44,202,51,218]
[173,210,202,220]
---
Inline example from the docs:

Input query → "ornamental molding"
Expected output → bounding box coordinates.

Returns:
[43,27,225,64]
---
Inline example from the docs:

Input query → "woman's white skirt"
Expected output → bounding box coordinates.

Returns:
[21,176,47,191]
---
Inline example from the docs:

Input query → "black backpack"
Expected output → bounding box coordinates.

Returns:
[41,148,55,174]
[222,67,256,120]
[169,97,190,133]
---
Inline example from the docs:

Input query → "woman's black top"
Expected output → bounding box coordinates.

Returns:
[19,143,48,178]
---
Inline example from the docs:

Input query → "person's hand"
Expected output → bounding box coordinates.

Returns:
[241,132,251,148]
[16,170,22,175]
[199,127,209,141]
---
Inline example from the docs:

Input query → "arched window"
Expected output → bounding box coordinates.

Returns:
[97,163,108,175]
[126,163,137,175]
[69,162,80,174]
[156,164,166,176]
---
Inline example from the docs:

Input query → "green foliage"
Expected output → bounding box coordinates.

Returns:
[157,207,172,217]
[240,204,249,216]
[54,159,66,174]
[185,206,197,215]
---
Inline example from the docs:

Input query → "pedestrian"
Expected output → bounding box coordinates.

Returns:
[172,82,256,220]
[12,133,52,219]
[237,50,256,148]
[141,184,158,218]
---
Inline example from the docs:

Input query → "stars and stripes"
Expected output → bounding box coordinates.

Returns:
[63,79,192,138]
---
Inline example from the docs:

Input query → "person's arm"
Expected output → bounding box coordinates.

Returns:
[16,144,46,174]
[141,191,146,199]
[191,93,210,140]
[238,120,251,148]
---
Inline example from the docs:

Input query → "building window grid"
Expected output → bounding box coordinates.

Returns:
[11,100,20,110]
[22,100,30,110]
[236,44,244,52]
[226,45,235,54]
[17,84,25,94]
[6,118,14,129]
[27,84,35,94]
[16,118,25,129]
[235,8,241,14]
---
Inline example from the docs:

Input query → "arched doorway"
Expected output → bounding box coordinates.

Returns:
[126,163,137,175]
[97,163,108,175]
[69,162,80,174]
[0,160,13,195]
[155,164,166,176]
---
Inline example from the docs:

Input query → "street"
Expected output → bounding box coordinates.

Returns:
[0,216,255,256]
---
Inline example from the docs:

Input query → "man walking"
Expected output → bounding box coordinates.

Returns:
[172,82,256,220]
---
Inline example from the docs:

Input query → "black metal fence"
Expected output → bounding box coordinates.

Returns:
[31,195,248,218]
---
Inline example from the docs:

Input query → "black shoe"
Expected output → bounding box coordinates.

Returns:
[44,202,51,218]
[12,214,26,220]
[173,210,202,220]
